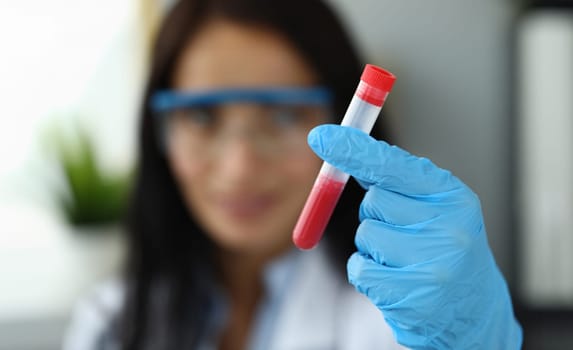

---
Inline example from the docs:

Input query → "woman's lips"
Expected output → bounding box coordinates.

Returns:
[212,193,276,219]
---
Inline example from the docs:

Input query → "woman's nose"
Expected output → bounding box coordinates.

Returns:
[212,126,268,180]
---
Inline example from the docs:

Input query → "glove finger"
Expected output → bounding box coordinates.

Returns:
[355,218,468,267]
[308,125,461,195]
[347,252,407,306]
[358,185,453,225]
[347,252,439,308]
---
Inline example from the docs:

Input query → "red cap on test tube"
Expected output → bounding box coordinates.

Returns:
[356,64,396,106]
[292,64,396,250]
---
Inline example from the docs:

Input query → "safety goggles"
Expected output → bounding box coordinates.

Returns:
[150,87,334,158]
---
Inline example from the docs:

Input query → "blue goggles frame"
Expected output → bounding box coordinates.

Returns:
[150,86,333,113]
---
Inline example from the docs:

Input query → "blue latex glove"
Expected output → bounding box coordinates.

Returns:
[308,125,522,349]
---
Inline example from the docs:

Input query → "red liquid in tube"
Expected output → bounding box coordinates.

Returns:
[292,175,346,250]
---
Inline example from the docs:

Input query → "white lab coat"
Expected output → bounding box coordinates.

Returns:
[62,246,407,350]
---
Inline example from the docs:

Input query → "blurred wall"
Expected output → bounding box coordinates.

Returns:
[328,0,517,277]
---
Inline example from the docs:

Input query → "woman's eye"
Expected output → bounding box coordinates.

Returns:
[181,107,216,126]
[269,106,304,127]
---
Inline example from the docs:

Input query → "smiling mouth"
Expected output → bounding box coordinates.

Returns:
[213,194,277,219]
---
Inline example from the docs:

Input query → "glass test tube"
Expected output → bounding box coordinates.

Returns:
[292,64,396,250]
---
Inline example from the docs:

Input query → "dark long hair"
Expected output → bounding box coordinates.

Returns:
[120,0,388,348]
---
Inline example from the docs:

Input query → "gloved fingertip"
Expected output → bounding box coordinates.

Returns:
[307,127,323,155]
[307,124,336,157]
[346,252,367,285]
[346,253,357,280]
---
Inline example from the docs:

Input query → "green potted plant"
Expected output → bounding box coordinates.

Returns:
[45,121,132,285]
[47,124,132,229]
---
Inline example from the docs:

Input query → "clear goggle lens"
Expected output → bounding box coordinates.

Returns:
[150,87,334,157]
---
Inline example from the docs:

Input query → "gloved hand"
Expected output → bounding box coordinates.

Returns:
[308,125,522,350]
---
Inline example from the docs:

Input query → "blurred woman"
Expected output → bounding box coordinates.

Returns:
[63,0,522,349]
